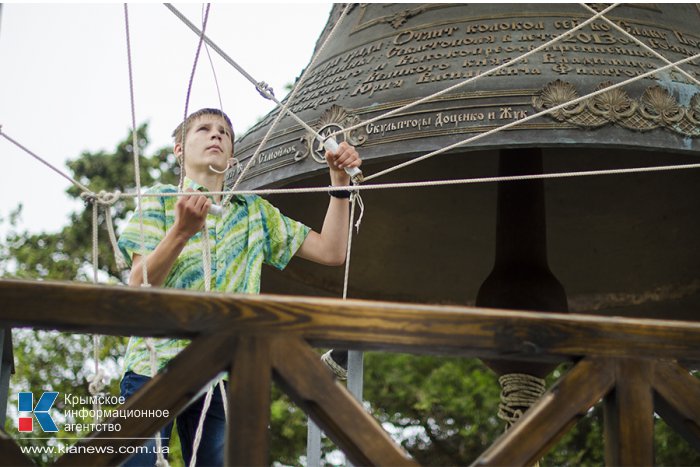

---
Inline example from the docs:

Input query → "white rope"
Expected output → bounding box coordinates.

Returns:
[579,3,700,88]
[81,191,129,270]
[176,7,222,465]
[95,160,700,200]
[8,120,700,200]
[364,49,700,182]
[125,6,166,466]
[9,5,699,203]
[0,129,91,193]
[190,384,215,467]
[225,3,353,202]
[201,225,212,293]
[200,3,226,140]
[177,3,211,192]
[124,3,150,287]
[164,3,350,158]
[328,4,620,139]
[218,379,228,422]
[144,338,169,467]
[87,202,106,421]
[342,195,358,300]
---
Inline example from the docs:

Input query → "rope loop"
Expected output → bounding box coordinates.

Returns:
[80,190,122,206]
[497,373,546,429]
[350,190,364,233]
[81,190,128,270]
[255,81,275,100]
[88,368,106,396]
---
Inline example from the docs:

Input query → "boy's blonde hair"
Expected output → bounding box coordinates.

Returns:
[171,108,235,148]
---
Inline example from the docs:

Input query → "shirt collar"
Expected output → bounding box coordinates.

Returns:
[181,177,244,206]
[182,177,207,193]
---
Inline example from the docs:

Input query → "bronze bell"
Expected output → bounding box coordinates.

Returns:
[230,3,700,330]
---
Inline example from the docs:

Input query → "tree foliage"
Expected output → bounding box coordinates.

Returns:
[2,125,700,466]
[1,124,183,465]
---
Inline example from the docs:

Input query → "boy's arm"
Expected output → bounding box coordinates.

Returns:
[296,142,362,266]
[128,189,211,287]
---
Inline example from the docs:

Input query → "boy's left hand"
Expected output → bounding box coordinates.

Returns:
[325,141,362,183]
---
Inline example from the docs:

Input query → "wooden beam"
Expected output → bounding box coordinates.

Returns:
[472,358,615,467]
[0,429,34,466]
[225,337,272,466]
[55,332,237,466]
[271,337,417,467]
[4,279,700,362]
[653,360,700,452]
[604,359,654,466]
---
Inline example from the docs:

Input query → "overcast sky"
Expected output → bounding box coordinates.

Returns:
[0,2,332,235]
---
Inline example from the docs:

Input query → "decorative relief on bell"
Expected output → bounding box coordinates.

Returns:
[532,80,700,136]
[301,105,368,164]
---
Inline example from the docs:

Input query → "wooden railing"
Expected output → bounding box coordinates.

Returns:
[1,278,699,466]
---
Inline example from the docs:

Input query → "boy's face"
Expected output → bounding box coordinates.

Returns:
[175,114,234,172]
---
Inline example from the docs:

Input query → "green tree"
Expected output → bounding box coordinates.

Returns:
[1,123,182,465]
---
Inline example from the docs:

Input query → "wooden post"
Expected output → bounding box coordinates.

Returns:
[271,337,416,467]
[225,337,272,466]
[0,430,33,467]
[604,359,654,466]
[652,360,700,452]
[56,332,238,466]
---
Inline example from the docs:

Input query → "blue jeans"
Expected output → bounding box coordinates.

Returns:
[120,372,226,467]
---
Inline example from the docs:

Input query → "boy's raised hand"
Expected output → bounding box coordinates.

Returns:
[174,188,211,239]
[325,141,361,171]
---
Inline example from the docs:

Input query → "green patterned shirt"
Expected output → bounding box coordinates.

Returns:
[117,178,310,376]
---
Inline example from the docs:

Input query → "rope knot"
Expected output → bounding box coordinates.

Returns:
[81,190,121,206]
[255,81,275,100]
[350,190,365,233]
[82,190,128,270]
[96,190,122,205]
[88,368,106,395]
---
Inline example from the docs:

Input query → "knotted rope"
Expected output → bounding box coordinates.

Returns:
[81,190,128,271]
[497,373,547,429]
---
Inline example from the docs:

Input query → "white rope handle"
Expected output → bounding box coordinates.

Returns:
[226,3,354,197]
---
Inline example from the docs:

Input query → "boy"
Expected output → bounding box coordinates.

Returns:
[117,108,361,466]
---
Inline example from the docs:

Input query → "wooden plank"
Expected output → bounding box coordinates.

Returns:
[55,332,237,466]
[4,279,700,362]
[472,357,615,467]
[652,360,700,452]
[604,359,654,466]
[0,430,34,466]
[271,337,417,467]
[225,337,272,467]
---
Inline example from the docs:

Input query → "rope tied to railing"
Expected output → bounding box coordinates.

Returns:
[81,190,128,271]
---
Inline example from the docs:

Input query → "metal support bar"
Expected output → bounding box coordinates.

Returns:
[0,328,14,428]
[346,350,364,467]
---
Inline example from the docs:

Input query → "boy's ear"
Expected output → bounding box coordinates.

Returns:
[174,143,184,166]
